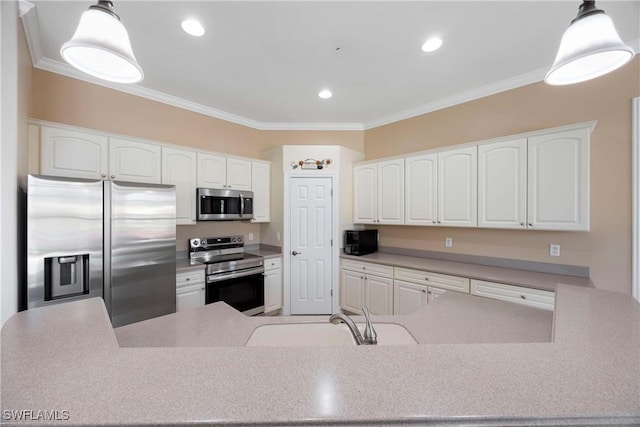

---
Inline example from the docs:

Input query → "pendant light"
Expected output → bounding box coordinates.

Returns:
[545,0,634,86]
[60,1,143,84]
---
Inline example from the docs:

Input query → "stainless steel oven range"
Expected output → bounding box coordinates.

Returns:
[189,235,264,316]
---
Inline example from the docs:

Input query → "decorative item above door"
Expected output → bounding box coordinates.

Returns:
[290,159,333,170]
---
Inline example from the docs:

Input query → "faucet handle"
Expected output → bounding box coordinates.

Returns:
[362,307,377,345]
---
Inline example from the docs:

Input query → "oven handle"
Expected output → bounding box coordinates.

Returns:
[240,194,245,217]
[206,267,264,284]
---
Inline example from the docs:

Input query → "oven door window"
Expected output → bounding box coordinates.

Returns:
[206,273,264,313]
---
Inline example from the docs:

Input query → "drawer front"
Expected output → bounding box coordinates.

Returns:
[341,259,393,278]
[470,279,555,311]
[394,267,470,293]
[176,270,205,287]
[264,257,282,271]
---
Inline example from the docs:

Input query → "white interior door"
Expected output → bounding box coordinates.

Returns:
[289,177,333,314]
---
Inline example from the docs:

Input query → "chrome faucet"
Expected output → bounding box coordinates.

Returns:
[329,307,377,345]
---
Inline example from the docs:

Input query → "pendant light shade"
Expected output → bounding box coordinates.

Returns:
[545,1,634,86]
[60,1,143,84]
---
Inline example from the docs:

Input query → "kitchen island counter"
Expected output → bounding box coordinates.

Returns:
[2,285,638,425]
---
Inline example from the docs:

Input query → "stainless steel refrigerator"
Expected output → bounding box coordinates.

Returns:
[27,174,176,327]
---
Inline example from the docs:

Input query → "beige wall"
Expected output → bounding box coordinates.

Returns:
[29,69,363,250]
[364,58,640,294]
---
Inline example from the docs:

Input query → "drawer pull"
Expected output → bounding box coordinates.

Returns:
[424,277,430,281]
[185,278,190,281]
[520,295,526,299]
[422,289,426,293]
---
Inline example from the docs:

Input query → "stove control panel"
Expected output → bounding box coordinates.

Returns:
[189,235,244,251]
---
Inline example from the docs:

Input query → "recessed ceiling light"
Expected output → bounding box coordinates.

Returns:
[421,37,443,53]
[318,90,332,99]
[181,19,205,37]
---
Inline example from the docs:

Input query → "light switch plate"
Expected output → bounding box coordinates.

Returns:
[550,244,560,257]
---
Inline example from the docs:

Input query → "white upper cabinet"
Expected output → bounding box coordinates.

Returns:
[197,154,252,191]
[478,138,527,229]
[196,153,226,188]
[108,137,161,183]
[438,146,477,227]
[353,163,378,224]
[227,158,252,191]
[527,128,590,231]
[41,126,108,180]
[251,161,271,223]
[162,147,197,225]
[354,160,404,224]
[41,126,161,184]
[405,153,438,225]
[377,159,404,224]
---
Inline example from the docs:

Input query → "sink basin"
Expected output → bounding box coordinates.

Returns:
[245,322,417,347]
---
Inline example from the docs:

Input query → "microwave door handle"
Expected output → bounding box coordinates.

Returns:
[240,193,244,217]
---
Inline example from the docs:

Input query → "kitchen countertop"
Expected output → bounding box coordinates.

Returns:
[342,252,593,292]
[2,285,638,425]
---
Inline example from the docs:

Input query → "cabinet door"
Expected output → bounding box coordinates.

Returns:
[377,159,404,224]
[162,147,197,225]
[108,137,161,183]
[353,164,377,224]
[393,280,428,315]
[340,269,366,314]
[438,146,477,227]
[227,158,252,190]
[427,287,447,303]
[366,275,393,315]
[197,153,226,189]
[176,283,204,312]
[264,267,282,313]
[40,126,108,179]
[527,128,589,231]
[251,161,271,223]
[478,139,527,229]
[405,153,438,225]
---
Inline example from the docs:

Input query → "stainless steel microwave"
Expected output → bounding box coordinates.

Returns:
[196,188,254,221]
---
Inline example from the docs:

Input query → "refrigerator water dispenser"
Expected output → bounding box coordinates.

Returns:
[44,254,90,300]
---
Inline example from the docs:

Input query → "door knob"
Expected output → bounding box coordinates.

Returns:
[291,250,302,256]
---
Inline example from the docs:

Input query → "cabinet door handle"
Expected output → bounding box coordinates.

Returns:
[422,289,426,293]
[520,222,525,226]
[424,277,430,281]
[111,175,116,179]
[437,220,441,224]
[528,223,533,227]
[291,251,302,256]
[186,278,190,281]
[101,173,106,178]
[520,295,526,299]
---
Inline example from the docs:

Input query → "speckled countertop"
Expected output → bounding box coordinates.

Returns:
[2,285,638,425]
[341,252,593,291]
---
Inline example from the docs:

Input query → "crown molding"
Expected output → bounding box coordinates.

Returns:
[18,5,640,134]
[363,66,548,130]
[18,0,42,68]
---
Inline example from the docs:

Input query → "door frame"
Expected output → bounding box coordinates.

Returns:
[283,172,339,315]
[632,97,639,302]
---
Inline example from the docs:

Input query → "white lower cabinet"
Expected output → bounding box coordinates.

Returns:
[393,280,428,315]
[264,257,282,313]
[340,260,393,315]
[470,279,555,311]
[393,267,469,315]
[176,269,205,312]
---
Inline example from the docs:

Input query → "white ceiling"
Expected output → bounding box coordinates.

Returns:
[22,1,640,130]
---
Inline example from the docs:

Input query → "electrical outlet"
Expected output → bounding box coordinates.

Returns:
[276,232,281,241]
[550,244,560,257]
[248,232,254,241]
[445,237,453,248]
